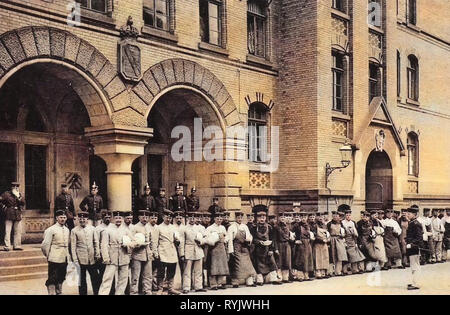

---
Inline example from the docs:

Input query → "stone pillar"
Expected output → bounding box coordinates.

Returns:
[85,125,153,212]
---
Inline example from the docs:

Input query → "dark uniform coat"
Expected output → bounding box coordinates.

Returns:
[154,196,168,223]
[327,220,348,263]
[274,222,292,270]
[398,218,409,256]
[55,192,75,230]
[138,194,155,211]
[169,195,187,213]
[0,191,25,221]
[208,204,224,216]
[313,222,330,270]
[251,223,278,275]
[79,194,103,221]
[406,219,424,256]
[186,194,200,212]
[293,222,314,272]
[357,219,377,261]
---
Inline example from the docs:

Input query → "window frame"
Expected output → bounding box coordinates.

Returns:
[408,0,417,25]
[76,0,108,14]
[407,55,419,101]
[369,62,380,103]
[143,0,170,31]
[247,1,268,59]
[248,103,269,163]
[332,52,345,112]
[397,51,401,97]
[200,0,223,47]
[332,0,345,12]
[407,132,419,177]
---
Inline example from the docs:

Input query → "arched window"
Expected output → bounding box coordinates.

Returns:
[407,132,419,176]
[247,0,268,58]
[408,0,417,25]
[369,62,381,103]
[407,55,419,101]
[248,102,268,163]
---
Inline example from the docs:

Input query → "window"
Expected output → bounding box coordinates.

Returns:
[200,0,222,46]
[369,63,380,102]
[75,0,107,13]
[397,51,401,97]
[407,55,419,101]
[332,0,345,12]
[332,52,344,111]
[25,145,47,209]
[368,0,382,28]
[407,132,418,176]
[0,143,16,194]
[248,103,268,163]
[143,0,169,30]
[408,0,417,25]
[247,0,267,58]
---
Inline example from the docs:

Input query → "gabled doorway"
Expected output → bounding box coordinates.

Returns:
[365,150,393,210]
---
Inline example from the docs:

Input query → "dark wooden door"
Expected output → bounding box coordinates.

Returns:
[147,155,163,198]
[365,151,393,210]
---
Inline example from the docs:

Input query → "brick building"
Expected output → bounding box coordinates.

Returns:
[0,0,448,242]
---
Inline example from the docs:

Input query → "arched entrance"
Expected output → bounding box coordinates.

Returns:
[365,150,393,210]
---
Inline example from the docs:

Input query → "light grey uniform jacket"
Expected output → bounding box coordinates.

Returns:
[101,224,134,266]
[70,225,100,265]
[41,223,70,264]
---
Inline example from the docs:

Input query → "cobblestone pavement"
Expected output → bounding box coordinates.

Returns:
[0,261,448,295]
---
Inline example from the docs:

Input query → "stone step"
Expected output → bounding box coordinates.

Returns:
[0,256,47,267]
[0,248,43,259]
[0,263,48,277]
[0,271,47,283]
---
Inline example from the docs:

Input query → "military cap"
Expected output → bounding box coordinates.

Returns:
[223,211,231,217]
[246,213,254,218]
[407,207,419,214]
[202,212,212,218]
[174,210,185,217]
[91,182,98,189]
[61,183,68,188]
[268,214,276,219]
[149,211,158,217]
[432,208,439,213]
[337,211,345,216]
[186,211,196,217]
[394,210,401,215]
[11,181,20,187]
[252,205,268,216]
[212,197,219,202]
[163,209,174,216]
[191,187,196,192]
[293,212,301,217]
[307,212,316,217]
[138,209,151,216]
[423,208,431,214]
[159,187,166,192]
[55,209,66,217]
[299,211,308,217]
[384,209,393,213]
[401,208,408,213]
[235,211,244,217]
[144,183,150,190]
[369,210,378,215]
[331,210,338,215]
[122,211,133,217]
[337,204,351,212]
[100,209,112,217]
[378,209,385,214]
[362,211,370,216]
[111,211,122,217]
[78,211,89,218]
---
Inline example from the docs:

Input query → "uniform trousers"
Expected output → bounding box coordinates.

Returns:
[209,275,227,288]
[130,260,153,295]
[183,259,203,291]
[79,264,100,295]
[4,220,22,249]
[409,254,421,287]
[152,259,160,290]
[432,240,443,261]
[99,264,129,295]
[157,262,177,290]
[46,262,67,286]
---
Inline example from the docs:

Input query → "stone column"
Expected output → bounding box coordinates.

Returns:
[85,125,153,212]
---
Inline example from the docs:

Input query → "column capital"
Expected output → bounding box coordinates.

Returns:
[85,124,153,156]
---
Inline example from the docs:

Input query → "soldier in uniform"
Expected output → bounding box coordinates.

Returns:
[205,211,230,290]
[0,182,25,251]
[41,210,70,295]
[405,207,423,290]
[79,182,104,226]
[207,197,223,216]
[180,212,207,293]
[227,211,257,288]
[357,211,378,272]
[313,212,331,279]
[327,211,348,276]
[398,209,410,267]
[136,183,155,223]
[421,208,433,264]
[70,211,101,295]
[130,210,156,295]
[55,184,75,231]
[98,211,134,295]
[148,211,160,293]
[170,185,188,215]
[342,210,365,274]
[155,188,168,224]
[155,209,181,295]
[250,206,281,285]
[173,210,186,277]
[370,210,388,270]
[381,209,403,269]
[186,187,200,213]
[273,212,292,283]
[431,208,445,263]
[293,212,315,281]
[94,209,111,290]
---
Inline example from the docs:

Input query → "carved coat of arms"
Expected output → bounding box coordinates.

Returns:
[118,16,142,82]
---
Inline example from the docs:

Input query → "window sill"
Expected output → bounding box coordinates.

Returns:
[141,26,178,43]
[332,111,351,121]
[406,22,421,33]
[369,24,384,34]
[79,8,115,28]
[331,9,350,21]
[248,161,271,172]
[198,42,229,57]
[246,54,273,69]
[406,98,420,106]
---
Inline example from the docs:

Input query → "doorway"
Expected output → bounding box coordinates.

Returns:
[365,150,393,210]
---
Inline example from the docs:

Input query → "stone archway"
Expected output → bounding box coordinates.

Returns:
[0,26,120,127]
[131,58,244,128]
[365,150,393,210]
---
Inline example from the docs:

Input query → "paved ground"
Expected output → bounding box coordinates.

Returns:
[0,261,448,295]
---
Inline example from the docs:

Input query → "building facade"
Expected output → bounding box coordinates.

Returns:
[0,0,448,242]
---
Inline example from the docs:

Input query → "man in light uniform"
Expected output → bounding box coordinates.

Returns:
[180,212,206,293]
[148,211,160,293]
[41,210,70,295]
[155,209,181,295]
[98,211,134,295]
[130,210,156,295]
[70,211,101,295]
[95,210,111,287]
[431,208,445,263]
